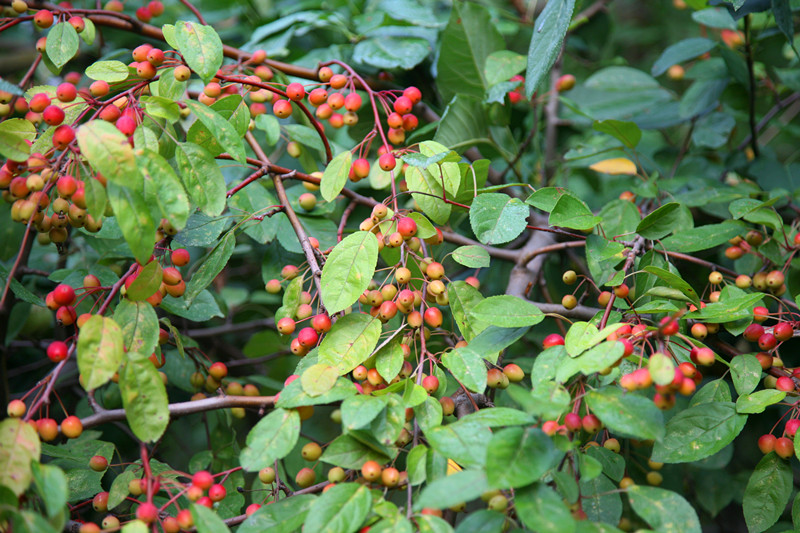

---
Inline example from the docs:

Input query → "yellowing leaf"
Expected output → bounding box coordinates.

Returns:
[589,157,637,175]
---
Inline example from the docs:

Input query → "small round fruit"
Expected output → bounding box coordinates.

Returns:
[361,460,382,482]
[209,362,228,380]
[259,467,276,484]
[378,152,396,171]
[503,363,524,382]
[136,502,159,524]
[61,415,83,438]
[298,193,317,211]
[302,442,323,461]
[758,434,777,454]
[172,248,190,266]
[562,294,578,309]
[295,467,316,488]
[562,270,577,284]
[7,399,26,418]
[542,334,565,348]
[47,340,69,362]
[775,437,794,459]
[208,483,227,502]
[192,470,214,489]
[89,455,108,472]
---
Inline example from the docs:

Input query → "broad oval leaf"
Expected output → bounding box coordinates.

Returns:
[636,202,681,240]
[184,231,236,306]
[301,363,339,397]
[303,483,372,533]
[120,352,169,442]
[113,299,159,357]
[174,21,223,82]
[743,453,793,533]
[469,193,529,245]
[0,419,40,496]
[240,408,300,471]
[126,261,163,302]
[175,142,226,217]
[485,427,559,488]
[516,483,576,533]
[651,402,747,463]
[184,100,245,163]
[320,231,379,314]
[0,118,36,162]
[85,60,130,82]
[320,151,352,203]
[451,245,490,268]
[627,486,701,533]
[46,22,80,68]
[318,312,382,374]
[469,295,543,327]
[550,194,602,230]
[77,315,124,390]
[586,388,664,440]
[441,347,487,393]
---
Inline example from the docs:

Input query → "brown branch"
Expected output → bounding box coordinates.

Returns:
[77,395,275,432]
[737,92,800,151]
[185,317,275,338]
[179,0,206,24]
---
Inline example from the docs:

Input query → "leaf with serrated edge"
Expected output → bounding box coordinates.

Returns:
[77,316,124,390]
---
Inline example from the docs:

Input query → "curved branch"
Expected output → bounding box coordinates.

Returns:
[77,395,275,432]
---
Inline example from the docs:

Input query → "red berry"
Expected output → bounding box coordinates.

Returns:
[774,322,794,342]
[286,82,306,101]
[403,86,422,104]
[397,217,417,239]
[423,307,442,328]
[192,470,214,490]
[758,433,777,454]
[135,6,152,22]
[393,96,413,114]
[147,1,164,16]
[42,105,65,126]
[172,248,190,266]
[659,316,679,336]
[312,314,332,333]
[209,362,228,380]
[47,341,69,363]
[378,152,396,171]
[758,333,777,351]
[422,375,439,394]
[136,502,158,524]
[775,437,794,459]
[776,376,794,392]
[56,83,77,103]
[786,419,800,437]
[297,327,319,348]
[61,415,83,438]
[542,334,565,348]
[743,323,765,342]
[208,483,226,502]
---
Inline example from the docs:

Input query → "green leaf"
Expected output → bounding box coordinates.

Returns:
[175,142,226,217]
[320,433,392,469]
[485,50,527,86]
[303,483,372,533]
[0,418,40,496]
[76,120,139,188]
[469,193,529,245]
[417,515,455,533]
[138,149,190,231]
[516,483,576,533]
[556,341,625,383]
[441,347,487,393]
[433,95,490,154]
[276,376,356,408]
[320,151,352,203]
[686,292,763,323]
[730,354,762,395]
[238,494,315,533]
[192,504,231,533]
[636,202,681,240]
[46,22,80,68]
[77,316,124,390]
[416,469,489,510]
[341,395,388,431]
[529,381,571,419]
[448,281,489,342]
[119,353,169,442]
[470,295,543,328]
[407,212,437,239]
[627,486,701,533]
[405,165,451,225]
[743,453,793,533]
[113,299,158,357]
[736,389,786,414]
[592,120,641,149]
[184,100,245,163]
[549,194,601,230]
[106,182,157,265]
[451,245,490,268]
[453,511,505,533]
[174,21,223,82]
[415,396,443,432]
[240,408,300,471]
[486,427,558,488]
[184,231,236,307]
[651,38,716,76]
[320,231,379,314]
[586,388,664,440]
[642,266,701,307]
[31,462,68,518]
[85,60,130,82]
[460,407,534,427]
[126,261,163,302]
[353,35,430,70]
[301,364,339,397]
[108,469,136,509]
[691,8,736,29]
[0,118,36,162]
[661,221,745,252]
[580,475,622,525]
[318,313,382,374]
[525,0,577,98]
[564,321,623,357]
[437,2,504,103]
[651,402,747,463]
[375,338,404,383]
[425,421,491,468]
